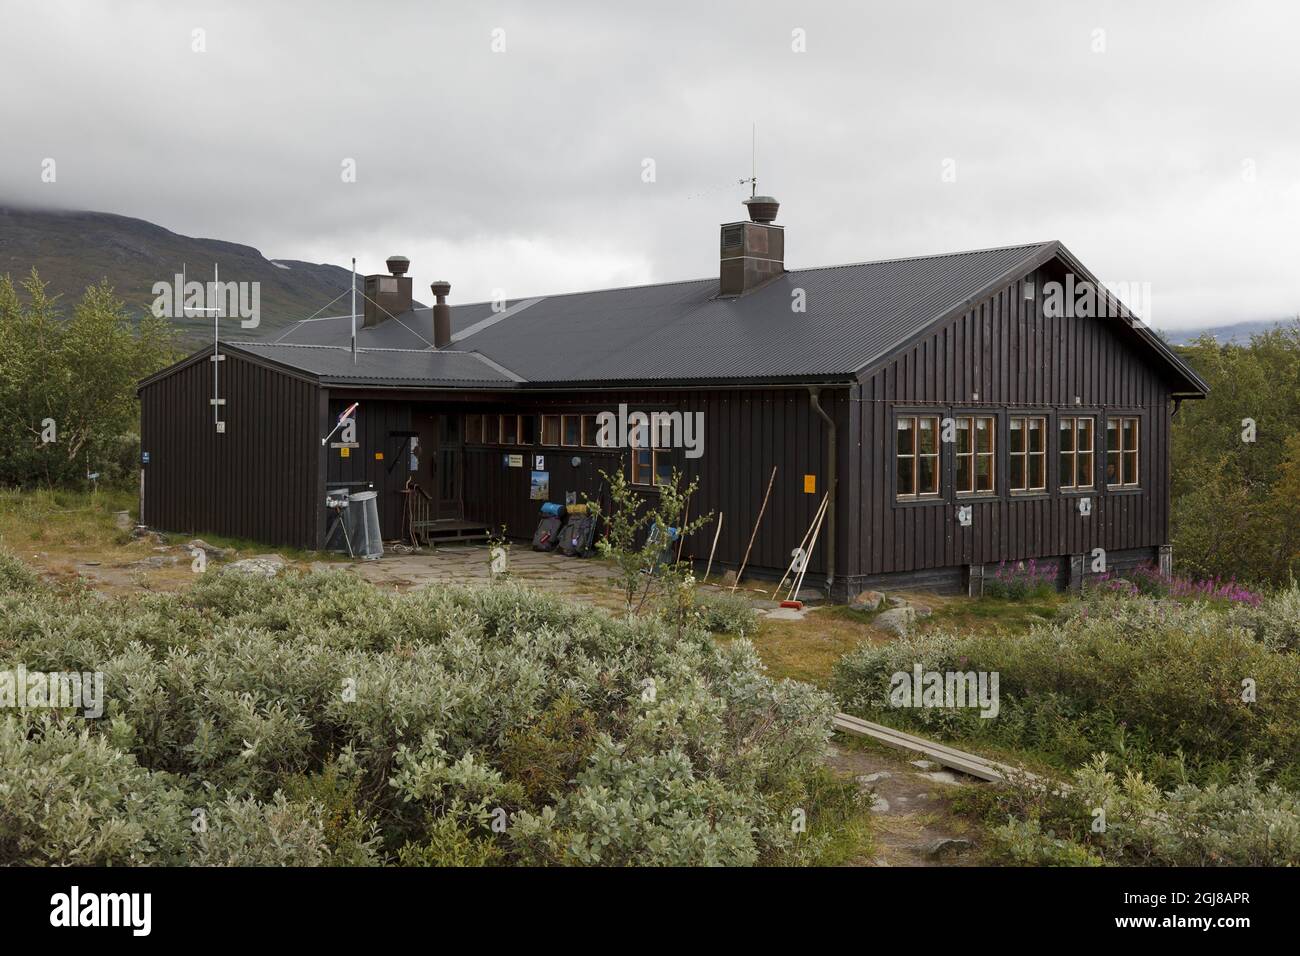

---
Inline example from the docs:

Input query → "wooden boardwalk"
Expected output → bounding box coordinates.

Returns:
[833,712,1031,784]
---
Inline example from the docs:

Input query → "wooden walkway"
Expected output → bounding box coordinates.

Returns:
[833,712,1031,784]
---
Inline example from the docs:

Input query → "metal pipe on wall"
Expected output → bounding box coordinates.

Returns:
[807,385,836,596]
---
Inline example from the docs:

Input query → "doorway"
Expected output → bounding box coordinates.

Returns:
[414,413,462,521]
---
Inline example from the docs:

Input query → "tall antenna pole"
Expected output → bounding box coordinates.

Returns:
[751,122,757,197]
[351,257,357,364]
[212,263,220,427]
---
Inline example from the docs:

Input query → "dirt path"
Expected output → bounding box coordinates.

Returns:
[826,737,985,866]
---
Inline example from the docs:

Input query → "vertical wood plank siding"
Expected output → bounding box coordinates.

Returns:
[852,262,1172,582]
[319,388,842,580]
[138,352,322,549]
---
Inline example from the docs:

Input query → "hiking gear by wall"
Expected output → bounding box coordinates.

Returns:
[558,513,598,557]
[540,501,566,517]
[532,514,563,551]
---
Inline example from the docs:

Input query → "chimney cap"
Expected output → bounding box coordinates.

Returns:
[743,195,780,224]
[386,255,410,275]
[429,280,451,299]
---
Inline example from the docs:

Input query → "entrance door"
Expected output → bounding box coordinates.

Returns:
[435,414,462,520]
[414,413,462,521]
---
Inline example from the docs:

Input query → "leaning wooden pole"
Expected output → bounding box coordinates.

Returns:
[772,493,828,599]
[732,466,777,593]
[675,493,691,564]
[703,512,723,582]
[789,494,829,603]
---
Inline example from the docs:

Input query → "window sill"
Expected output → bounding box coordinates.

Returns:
[1106,485,1143,495]
[1009,491,1050,500]
[894,496,945,507]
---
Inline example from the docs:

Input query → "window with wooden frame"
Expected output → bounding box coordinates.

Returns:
[1009,416,1047,492]
[581,414,599,447]
[562,415,581,447]
[499,414,517,446]
[518,415,536,445]
[465,414,484,445]
[540,414,560,446]
[955,415,996,495]
[630,430,670,487]
[1058,416,1095,490]
[1107,416,1140,487]
[895,415,940,499]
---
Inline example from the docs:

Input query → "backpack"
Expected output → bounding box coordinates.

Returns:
[531,515,564,551]
[559,514,598,557]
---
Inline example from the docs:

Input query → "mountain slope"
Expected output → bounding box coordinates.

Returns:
[0,205,392,341]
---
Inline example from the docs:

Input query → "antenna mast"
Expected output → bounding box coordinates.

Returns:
[751,122,757,197]
[351,257,357,364]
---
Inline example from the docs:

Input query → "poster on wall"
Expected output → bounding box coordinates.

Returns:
[530,471,550,500]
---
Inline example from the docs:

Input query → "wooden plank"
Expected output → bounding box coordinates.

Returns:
[833,712,1025,784]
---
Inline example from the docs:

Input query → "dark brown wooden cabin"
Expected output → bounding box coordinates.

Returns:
[137,198,1207,600]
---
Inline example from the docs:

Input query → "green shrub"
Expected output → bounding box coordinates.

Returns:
[982,756,1300,866]
[692,590,760,637]
[0,563,839,866]
[1229,586,1300,652]
[832,592,1300,789]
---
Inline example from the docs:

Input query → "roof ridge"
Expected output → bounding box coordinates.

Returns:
[442,240,1056,309]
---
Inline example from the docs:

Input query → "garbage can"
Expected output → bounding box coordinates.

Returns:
[345,490,383,560]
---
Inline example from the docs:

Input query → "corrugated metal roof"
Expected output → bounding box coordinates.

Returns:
[232,240,1205,395]
[259,242,1053,387]
[226,342,517,388]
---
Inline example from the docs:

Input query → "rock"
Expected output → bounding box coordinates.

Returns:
[869,796,891,813]
[226,554,286,578]
[113,511,134,532]
[913,605,933,619]
[765,606,809,621]
[720,570,738,586]
[919,770,963,785]
[910,759,937,770]
[850,589,884,611]
[873,606,916,637]
[133,527,167,545]
[923,837,974,860]
[186,538,230,560]
[887,595,909,608]
[857,771,892,784]
[796,587,825,601]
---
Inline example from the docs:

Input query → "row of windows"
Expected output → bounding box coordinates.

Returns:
[465,413,672,487]
[896,413,1141,500]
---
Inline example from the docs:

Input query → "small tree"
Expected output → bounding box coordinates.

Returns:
[587,466,711,618]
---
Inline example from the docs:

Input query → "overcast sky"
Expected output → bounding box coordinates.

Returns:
[2,0,1297,328]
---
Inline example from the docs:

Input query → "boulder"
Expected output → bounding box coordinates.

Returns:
[226,554,286,578]
[186,538,230,560]
[873,606,916,637]
[923,837,974,860]
[913,605,933,619]
[887,595,909,608]
[720,570,738,587]
[850,589,884,611]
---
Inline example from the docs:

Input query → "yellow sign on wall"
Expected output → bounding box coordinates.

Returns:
[803,474,816,494]
[340,447,350,458]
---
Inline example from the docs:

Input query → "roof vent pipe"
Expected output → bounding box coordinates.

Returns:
[431,281,452,348]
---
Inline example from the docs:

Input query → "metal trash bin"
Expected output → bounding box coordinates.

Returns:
[345,490,383,560]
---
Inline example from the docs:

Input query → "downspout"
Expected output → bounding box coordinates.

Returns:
[808,386,836,597]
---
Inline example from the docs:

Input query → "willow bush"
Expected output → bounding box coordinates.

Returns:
[0,552,841,866]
